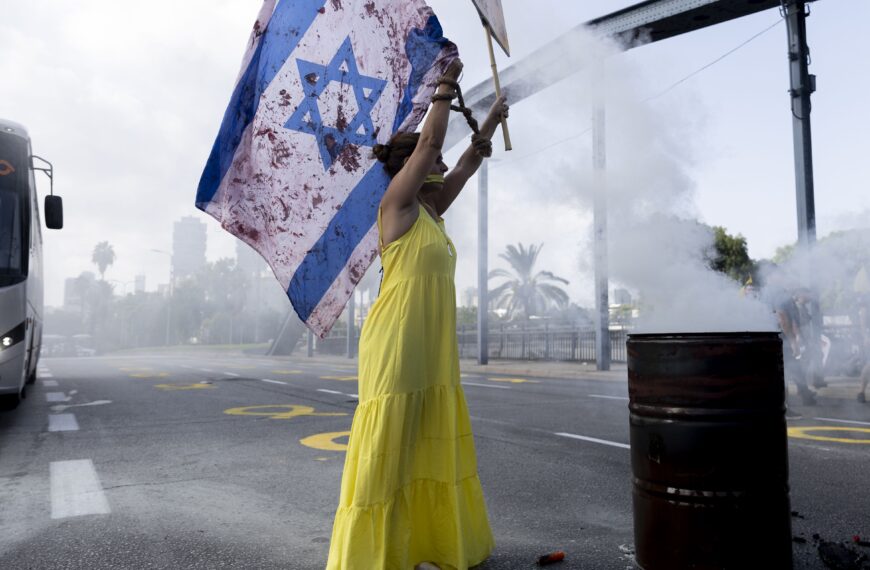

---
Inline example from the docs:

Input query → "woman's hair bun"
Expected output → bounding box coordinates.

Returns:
[372,143,391,163]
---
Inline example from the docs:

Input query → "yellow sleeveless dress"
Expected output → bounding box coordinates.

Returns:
[326,203,495,569]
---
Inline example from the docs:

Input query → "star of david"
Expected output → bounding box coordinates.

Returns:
[285,37,387,171]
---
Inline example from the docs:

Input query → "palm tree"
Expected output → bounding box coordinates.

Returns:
[92,241,116,281]
[489,243,570,320]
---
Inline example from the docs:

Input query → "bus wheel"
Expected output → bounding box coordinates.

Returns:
[26,368,36,385]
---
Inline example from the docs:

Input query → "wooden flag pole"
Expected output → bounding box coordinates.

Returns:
[485,26,512,151]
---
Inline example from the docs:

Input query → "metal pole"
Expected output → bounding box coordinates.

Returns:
[477,161,489,365]
[784,0,817,248]
[346,290,355,358]
[593,65,611,371]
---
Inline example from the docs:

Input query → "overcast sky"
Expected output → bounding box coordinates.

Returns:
[2,0,867,308]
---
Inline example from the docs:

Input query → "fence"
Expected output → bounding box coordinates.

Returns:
[457,326,628,363]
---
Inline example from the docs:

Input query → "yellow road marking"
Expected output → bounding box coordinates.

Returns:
[320,375,358,382]
[300,431,350,452]
[223,404,347,420]
[155,383,214,391]
[120,367,151,372]
[787,426,870,444]
[488,377,539,384]
[129,372,170,379]
[272,370,303,375]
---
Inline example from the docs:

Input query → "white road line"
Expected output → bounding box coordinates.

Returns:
[43,380,59,387]
[813,417,870,427]
[462,382,511,390]
[555,432,630,450]
[198,368,213,373]
[224,372,240,377]
[261,379,287,385]
[317,389,344,395]
[46,392,70,403]
[39,373,54,378]
[50,460,110,519]
[589,394,629,401]
[49,413,79,432]
[349,394,359,398]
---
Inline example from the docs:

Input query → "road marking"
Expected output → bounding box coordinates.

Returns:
[320,375,357,381]
[48,413,79,432]
[155,383,214,391]
[119,367,151,372]
[300,431,351,452]
[813,417,870,427]
[487,377,539,384]
[317,389,344,395]
[43,380,59,387]
[199,368,213,373]
[51,400,111,413]
[50,460,111,519]
[129,372,169,379]
[261,379,288,385]
[224,404,347,420]
[589,394,629,401]
[555,432,630,450]
[349,394,358,398]
[462,381,510,390]
[272,370,303,375]
[38,372,54,378]
[224,372,240,377]
[46,392,70,403]
[787,426,870,444]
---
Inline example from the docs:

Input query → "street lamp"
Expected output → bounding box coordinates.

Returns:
[151,249,173,346]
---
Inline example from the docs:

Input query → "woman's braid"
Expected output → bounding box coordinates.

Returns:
[431,77,492,158]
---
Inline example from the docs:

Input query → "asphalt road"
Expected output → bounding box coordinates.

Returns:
[0,351,868,569]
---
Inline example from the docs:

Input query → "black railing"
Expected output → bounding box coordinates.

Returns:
[457,326,628,363]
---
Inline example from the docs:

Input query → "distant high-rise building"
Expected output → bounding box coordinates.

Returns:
[63,271,96,311]
[134,274,146,293]
[172,216,207,280]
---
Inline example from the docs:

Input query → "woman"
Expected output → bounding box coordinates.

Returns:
[326,58,509,570]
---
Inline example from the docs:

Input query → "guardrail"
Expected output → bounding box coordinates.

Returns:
[457,326,628,363]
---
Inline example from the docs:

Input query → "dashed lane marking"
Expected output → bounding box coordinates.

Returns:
[317,389,343,395]
[46,392,71,403]
[813,417,870,427]
[51,400,111,413]
[589,394,629,401]
[224,372,240,377]
[319,375,357,382]
[38,373,54,378]
[300,431,351,452]
[272,370,303,375]
[129,372,170,379]
[50,460,111,519]
[198,368,214,373]
[48,413,79,432]
[155,383,215,391]
[43,380,59,387]
[555,432,630,450]
[261,379,288,385]
[462,381,510,390]
[487,377,540,384]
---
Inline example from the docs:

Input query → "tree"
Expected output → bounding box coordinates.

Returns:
[92,241,116,281]
[707,226,755,283]
[488,243,570,321]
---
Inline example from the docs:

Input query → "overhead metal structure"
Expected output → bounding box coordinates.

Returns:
[456,0,819,370]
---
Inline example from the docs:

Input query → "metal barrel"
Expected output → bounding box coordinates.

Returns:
[627,332,792,570]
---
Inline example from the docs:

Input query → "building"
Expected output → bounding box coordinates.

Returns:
[63,271,95,311]
[134,274,146,294]
[172,216,207,280]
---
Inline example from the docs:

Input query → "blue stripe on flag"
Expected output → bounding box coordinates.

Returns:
[392,15,451,133]
[196,0,326,206]
[288,165,390,322]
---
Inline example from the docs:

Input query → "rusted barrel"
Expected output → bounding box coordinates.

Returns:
[627,332,792,570]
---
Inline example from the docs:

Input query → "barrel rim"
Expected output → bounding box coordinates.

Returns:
[627,331,781,341]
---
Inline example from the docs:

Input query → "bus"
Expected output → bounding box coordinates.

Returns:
[0,119,63,410]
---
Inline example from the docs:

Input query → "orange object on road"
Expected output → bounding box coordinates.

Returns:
[537,550,566,565]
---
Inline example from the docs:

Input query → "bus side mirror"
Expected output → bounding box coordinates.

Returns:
[45,195,63,229]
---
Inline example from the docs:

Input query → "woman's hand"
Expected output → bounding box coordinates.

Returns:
[488,95,509,122]
[443,58,463,82]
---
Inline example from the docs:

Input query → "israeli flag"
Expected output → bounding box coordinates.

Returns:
[196,0,458,336]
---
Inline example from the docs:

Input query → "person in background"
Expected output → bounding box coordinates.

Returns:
[793,287,828,390]
[857,294,870,403]
[774,288,816,406]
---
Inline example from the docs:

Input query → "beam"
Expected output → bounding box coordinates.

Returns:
[444,0,782,151]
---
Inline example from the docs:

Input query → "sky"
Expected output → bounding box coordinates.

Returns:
[1,0,867,309]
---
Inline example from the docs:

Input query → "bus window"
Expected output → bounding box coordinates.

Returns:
[0,132,27,286]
